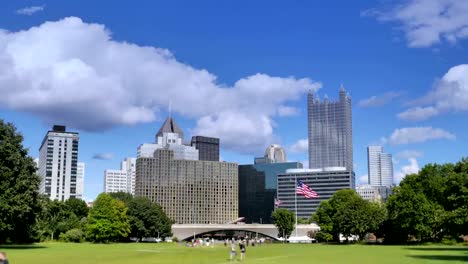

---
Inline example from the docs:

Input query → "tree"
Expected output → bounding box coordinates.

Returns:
[127,197,172,241]
[271,208,295,239]
[383,158,468,243]
[64,198,89,220]
[86,193,130,242]
[109,192,134,205]
[312,201,334,241]
[313,189,386,242]
[0,120,41,244]
[35,197,82,241]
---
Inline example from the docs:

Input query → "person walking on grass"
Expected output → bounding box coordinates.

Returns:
[239,239,246,261]
[229,240,237,261]
[0,252,9,264]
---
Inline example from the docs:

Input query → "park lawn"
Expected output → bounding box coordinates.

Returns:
[1,242,467,264]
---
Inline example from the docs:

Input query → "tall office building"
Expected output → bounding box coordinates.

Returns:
[38,125,79,201]
[367,146,393,187]
[277,168,354,218]
[135,116,238,224]
[239,159,302,224]
[191,136,219,161]
[104,158,136,195]
[308,86,353,170]
[76,162,85,199]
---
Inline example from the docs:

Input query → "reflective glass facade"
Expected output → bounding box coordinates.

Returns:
[238,162,302,223]
[308,87,353,170]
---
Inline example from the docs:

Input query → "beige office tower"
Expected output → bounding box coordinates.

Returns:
[135,116,238,224]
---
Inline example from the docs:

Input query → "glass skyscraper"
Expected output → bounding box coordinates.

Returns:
[367,145,393,187]
[308,86,353,170]
[238,161,303,224]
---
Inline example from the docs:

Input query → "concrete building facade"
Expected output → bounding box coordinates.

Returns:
[356,184,392,202]
[38,125,79,201]
[135,116,238,224]
[104,158,136,195]
[136,149,238,224]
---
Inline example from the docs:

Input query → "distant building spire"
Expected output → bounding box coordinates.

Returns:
[156,116,184,140]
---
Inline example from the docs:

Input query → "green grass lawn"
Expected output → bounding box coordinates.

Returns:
[1,242,467,264]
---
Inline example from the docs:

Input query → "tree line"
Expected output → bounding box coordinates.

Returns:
[0,120,172,244]
[272,158,468,244]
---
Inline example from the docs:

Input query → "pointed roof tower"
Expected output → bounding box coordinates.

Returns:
[156,116,184,140]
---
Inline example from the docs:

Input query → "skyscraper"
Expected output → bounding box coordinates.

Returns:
[191,136,220,161]
[308,86,353,170]
[38,125,79,201]
[76,162,85,199]
[367,146,393,187]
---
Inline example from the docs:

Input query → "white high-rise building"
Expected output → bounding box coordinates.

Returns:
[137,117,198,160]
[38,125,79,201]
[367,146,393,187]
[76,162,85,199]
[104,158,136,194]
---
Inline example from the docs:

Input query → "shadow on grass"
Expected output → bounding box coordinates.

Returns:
[409,255,468,262]
[0,245,47,249]
[406,247,468,251]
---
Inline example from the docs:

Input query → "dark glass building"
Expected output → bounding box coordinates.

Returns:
[238,161,303,223]
[191,136,220,161]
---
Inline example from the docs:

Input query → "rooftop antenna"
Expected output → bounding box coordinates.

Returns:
[168,100,172,118]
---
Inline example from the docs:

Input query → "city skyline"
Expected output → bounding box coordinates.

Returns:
[0,1,466,201]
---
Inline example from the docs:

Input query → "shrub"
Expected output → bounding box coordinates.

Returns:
[59,228,84,243]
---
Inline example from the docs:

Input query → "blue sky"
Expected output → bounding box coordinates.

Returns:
[1,0,467,201]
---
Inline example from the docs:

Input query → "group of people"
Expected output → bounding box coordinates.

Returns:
[227,239,249,261]
[0,252,9,264]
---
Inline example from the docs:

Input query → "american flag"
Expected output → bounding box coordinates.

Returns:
[274,198,282,206]
[296,180,319,198]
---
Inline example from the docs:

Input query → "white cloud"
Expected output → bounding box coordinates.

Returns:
[16,5,45,16]
[358,174,369,184]
[397,106,439,121]
[277,106,300,116]
[358,92,401,107]
[92,153,114,160]
[395,158,420,183]
[396,150,423,159]
[398,64,468,121]
[386,126,455,145]
[289,138,308,153]
[364,0,468,47]
[0,17,321,153]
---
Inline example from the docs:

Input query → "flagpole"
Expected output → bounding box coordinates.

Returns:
[295,174,298,238]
